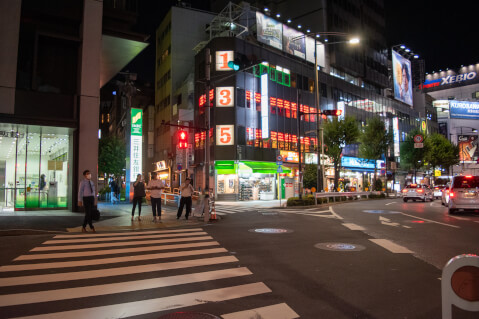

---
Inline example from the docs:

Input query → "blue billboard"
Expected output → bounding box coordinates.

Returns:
[450,100,479,120]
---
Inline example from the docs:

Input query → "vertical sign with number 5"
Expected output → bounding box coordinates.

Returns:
[216,125,234,146]
[216,87,234,107]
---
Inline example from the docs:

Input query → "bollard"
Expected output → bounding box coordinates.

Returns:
[442,254,479,318]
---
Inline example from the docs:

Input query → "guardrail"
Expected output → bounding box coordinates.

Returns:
[314,191,372,205]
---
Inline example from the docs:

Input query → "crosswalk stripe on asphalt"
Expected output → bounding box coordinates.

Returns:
[0,227,298,318]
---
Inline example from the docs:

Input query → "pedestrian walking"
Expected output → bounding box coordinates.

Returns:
[147,172,165,222]
[131,174,146,221]
[109,178,119,204]
[78,169,96,233]
[177,177,194,220]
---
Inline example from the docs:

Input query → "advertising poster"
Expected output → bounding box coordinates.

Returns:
[458,135,479,162]
[450,100,479,120]
[305,37,325,67]
[392,50,413,106]
[282,24,305,59]
[256,12,283,50]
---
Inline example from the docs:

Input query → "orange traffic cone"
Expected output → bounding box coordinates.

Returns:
[209,206,218,221]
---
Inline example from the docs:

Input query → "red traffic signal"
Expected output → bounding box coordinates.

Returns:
[178,130,188,149]
[322,109,342,116]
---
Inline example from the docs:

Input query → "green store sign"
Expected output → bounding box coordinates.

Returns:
[131,108,142,136]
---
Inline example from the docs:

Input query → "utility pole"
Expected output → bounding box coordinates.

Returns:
[297,90,303,199]
[205,48,211,196]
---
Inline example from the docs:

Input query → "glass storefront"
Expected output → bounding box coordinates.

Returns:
[0,123,72,211]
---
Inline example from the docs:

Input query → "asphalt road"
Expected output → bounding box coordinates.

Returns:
[0,199,478,318]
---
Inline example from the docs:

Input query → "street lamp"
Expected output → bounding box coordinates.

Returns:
[293,32,360,193]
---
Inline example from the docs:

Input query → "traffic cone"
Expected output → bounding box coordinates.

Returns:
[209,206,218,221]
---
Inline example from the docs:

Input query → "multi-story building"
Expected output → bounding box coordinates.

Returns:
[193,2,421,201]
[0,0,148,212]
[423,64,479,176]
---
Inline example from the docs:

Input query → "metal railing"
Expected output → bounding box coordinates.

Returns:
[314,191,372,205]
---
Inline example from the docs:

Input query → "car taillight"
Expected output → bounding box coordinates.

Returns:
[416,189,424,193]
[449,189,455,198]
[402,189,408,193]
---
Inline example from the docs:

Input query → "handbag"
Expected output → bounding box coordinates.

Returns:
[145,191,151,201]
[92,207,100,221]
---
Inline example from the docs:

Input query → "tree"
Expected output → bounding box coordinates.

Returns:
[303,164,317,190]
[399,129,428,183]
[323,116,360,190]
[425,133,459,183]
[359,116,393,190]
[98,136,126,178]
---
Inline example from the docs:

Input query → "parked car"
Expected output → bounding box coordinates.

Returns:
[448,175,479,214]
[402,184,433,202]
[433,185,446,199]
[441,182,451,206]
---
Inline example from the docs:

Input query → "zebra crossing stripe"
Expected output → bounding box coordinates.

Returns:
[42,231,208,244]
[0,248,228,272]
[16,241,220,261]
[0,267,253,307]
[53,228,204,238]
[222,303,300,319]
[0,256,239,287]
[11,282,272,319]
[31,236,214,251]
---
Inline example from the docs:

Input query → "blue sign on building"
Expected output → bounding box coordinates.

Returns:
[450,100,479,120]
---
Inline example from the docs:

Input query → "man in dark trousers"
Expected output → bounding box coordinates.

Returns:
[177,178,194,220]
[78,169,96,233]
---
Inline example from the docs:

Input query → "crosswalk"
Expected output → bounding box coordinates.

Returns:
[277,206,343,219]
[0,228,299,319]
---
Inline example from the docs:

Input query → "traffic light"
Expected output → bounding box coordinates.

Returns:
[227,59,241,71]
[178,130,188,149]
[322,109,342,116]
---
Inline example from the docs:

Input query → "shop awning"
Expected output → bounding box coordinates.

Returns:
[242,161,291,174]
[215,160,236,174]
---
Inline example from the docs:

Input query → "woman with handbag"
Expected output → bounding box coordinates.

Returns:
[131,174,146,221]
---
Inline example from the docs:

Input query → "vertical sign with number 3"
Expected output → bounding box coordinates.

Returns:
[216,125,234,146]
[216,87,234,107]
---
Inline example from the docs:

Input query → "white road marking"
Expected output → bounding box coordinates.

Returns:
[42,231,208,244]
[13,283,272,319]
[385,202,396,206]
[0,267,253,307]
[402,225,412,229]
[369,239,413,254]
[16,241,220,261]
[448,216,470,221]
[0,256,239,287]
[329,206,344,220]
[379,216,391,222]
[31,236,214,251]
[342,223,365,231]
[54,228,203,238]
[0,248,227,272]
[222,303,300,319]
[400,212,460,228]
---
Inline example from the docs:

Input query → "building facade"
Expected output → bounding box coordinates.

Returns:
[0,0,148,212]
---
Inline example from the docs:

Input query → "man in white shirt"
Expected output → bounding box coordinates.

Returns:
[147,172,165,222]
[177,177,194,220]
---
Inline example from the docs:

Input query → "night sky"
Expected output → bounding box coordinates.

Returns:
[125,1,478,82]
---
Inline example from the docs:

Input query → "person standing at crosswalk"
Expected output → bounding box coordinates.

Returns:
[177,177,194,220]
[131,174,146,221]
[147,172,165,222]
[78,169,96,233]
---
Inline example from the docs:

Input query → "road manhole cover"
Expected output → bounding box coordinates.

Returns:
[363,210,401,214]
[249,228,293,234]
[315,242,366,251]
[158,312,221,319]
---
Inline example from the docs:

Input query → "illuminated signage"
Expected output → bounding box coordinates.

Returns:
[450,100,479,120]
[216,51,234,71]
[422,71,477,89]
[155,161,167,171]
[280,150,299,163]
[393,117,400,157]
[392,50,413,106]
[216,125,234,146]
[216,87,234,107]
[130,108,142,180]
[253,64,291,87]
[458,135,479,163]
[261,73,269,138]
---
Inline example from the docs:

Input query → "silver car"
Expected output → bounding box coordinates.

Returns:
[448,176,479,214]
[402,184,434,202]
[441,182,451,206]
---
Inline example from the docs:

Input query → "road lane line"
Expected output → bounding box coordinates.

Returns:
[329,206,344,220]
[385,202,396,206]
[369,239,413,253]
[13,283,272,319]
[0,248,227,272]
[0,267,253,307]
[400,212,460,228]
[0,256,239,287]
[42,231,208,244]
[53,228,204,238]
[448,216,470,221]
[222,303,299,319]
[16,241,220,261]
[31,236,214,251]
[342,223,365,231]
